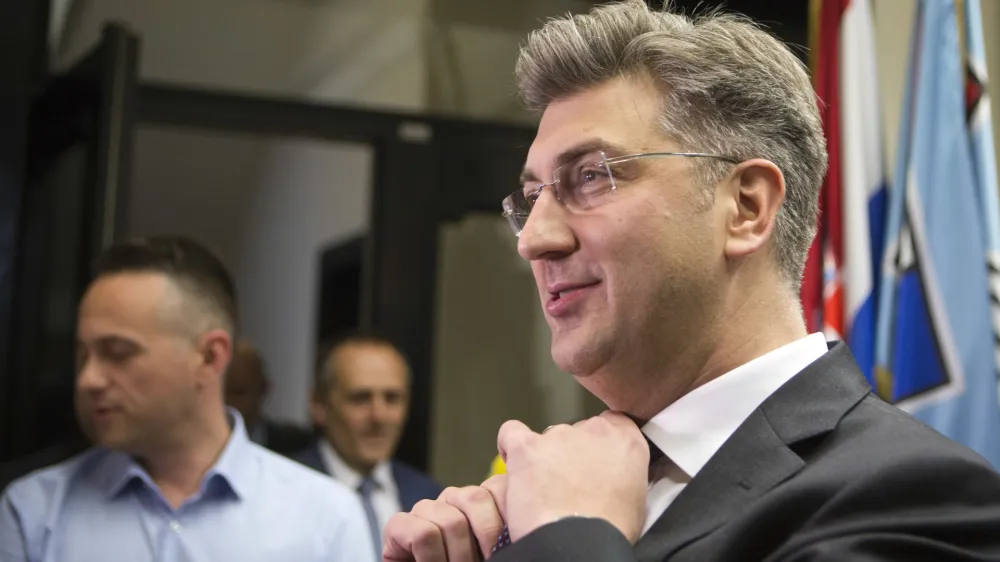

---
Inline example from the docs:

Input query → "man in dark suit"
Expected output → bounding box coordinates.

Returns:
[380,1,1000,561]
[224,340,312,456]
[297,332,441,557]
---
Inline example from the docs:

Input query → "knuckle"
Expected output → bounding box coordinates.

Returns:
[384,513,428,542]
[411,498,437,516]
[440,484,490,509]
[442,485,492,513]
[438,507,469,535]
[459,485,493,505]
[482,474,506,493]
[412,525,441,550]
[483,473,504,486]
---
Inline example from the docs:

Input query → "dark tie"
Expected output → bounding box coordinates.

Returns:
[358,477,382,558]
[491,437,663,555]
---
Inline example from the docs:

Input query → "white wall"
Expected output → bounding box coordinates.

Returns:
[56,0,428,103]
[237,140,373,424]
[129,127,265,273]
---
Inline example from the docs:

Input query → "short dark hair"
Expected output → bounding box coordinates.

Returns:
[91,236,238,337]
[313,329,407,396]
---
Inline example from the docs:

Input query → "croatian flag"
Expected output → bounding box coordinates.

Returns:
[803,0,886,387]
[874,0,1000,468]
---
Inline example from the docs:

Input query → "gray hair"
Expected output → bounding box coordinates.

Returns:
[515,0,827,288]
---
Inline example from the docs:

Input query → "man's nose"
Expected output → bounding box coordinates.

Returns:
[370,397,393,421]
[76,358,109,392]
[517,191,577,261]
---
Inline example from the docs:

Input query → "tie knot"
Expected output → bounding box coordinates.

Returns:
[358,477,378,496]
[646,436,665,466]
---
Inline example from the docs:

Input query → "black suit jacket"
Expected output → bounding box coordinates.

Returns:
[294,441,443,511]
[495,343,1000,561]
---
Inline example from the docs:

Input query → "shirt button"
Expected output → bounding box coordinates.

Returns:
[170,521,182,532]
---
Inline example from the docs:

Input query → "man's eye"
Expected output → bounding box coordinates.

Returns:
[99,340,138,363]
[573,164,612,194]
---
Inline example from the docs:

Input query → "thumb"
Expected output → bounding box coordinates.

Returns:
[497,419,534,464]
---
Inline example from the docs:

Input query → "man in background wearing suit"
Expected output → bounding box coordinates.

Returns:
[225,340,313,456]
[381,1,1000,561]
[297,332,441,559]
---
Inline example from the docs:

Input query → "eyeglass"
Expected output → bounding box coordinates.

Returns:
[501,150,740,236]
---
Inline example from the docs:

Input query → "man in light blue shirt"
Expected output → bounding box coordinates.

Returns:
[0,236,375,562]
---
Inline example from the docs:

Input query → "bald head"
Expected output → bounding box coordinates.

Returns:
[225,340,268,427]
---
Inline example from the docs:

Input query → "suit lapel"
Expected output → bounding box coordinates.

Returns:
[633,343,871,562]
[392,463,419,512]
[634,409,804,561]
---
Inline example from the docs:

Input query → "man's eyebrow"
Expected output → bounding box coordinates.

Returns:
[519,139,630,186]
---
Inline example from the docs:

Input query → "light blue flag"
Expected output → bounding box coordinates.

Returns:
[964,0,1000,398]
[874,0,1000,468]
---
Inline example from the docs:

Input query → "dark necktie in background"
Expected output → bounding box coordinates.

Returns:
[491,436,663,555]
[358,477,382,558]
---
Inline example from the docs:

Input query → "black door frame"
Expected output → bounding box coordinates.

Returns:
[0,0,52,460]
[2,24,138,461]
[7,22,536,470]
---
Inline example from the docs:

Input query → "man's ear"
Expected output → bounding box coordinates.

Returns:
[722,158,786,260]
[309,393,328,428]
[197,328,232,383]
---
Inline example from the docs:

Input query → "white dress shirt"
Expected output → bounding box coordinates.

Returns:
[318,440,402,538]
[640,333,830,535]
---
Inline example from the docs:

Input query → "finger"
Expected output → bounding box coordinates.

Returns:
[497,419,535,463]
[441,485,505,559]
[480,474,508,522]
[382,511,446,562]
[412,499,478,562]
[542,423,571,435]
[598,409,640,429]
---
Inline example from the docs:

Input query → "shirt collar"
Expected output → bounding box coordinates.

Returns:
[318,439,394,491]
[248,419,267,445]
[641,333,829,479]
[100,407,255,502]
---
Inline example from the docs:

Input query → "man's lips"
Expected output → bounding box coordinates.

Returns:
[547,280,601,301]
[92,405,121,418]
[545,280,601,316]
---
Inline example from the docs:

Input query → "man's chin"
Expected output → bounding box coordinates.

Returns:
[551,336,606,376]
[91,431,136,452]
[358,447,393,466]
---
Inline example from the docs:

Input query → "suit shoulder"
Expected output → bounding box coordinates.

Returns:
[850,395,993,462]
[763,396,1000,559]
[809,394,1000,491]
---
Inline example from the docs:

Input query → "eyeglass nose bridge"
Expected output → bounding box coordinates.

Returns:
[527,178,561,205]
